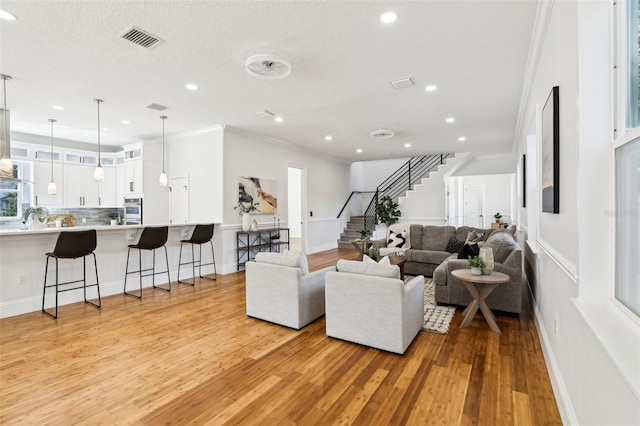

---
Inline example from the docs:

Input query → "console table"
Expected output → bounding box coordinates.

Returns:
[236,228,290,271]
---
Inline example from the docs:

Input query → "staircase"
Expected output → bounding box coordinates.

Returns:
[336,154,454,248]
[337,216,365,249]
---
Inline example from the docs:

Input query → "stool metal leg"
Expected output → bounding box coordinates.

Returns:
[124,247,142,299]
[42,255,58,319]
[178,242,196,286]
[152,246,171,292]
[84,253,101,308]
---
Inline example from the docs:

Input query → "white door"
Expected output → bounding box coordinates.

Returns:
[169,177,189,224]
[463,183,485,228]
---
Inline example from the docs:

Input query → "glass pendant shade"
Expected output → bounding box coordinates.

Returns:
[47,180,57,195]
[159,115,168,187]
[159,172,168,187]
[94,98,104,182]
[94,165,104,182]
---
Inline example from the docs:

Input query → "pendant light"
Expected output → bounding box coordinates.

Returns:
[93,98,104,182]
[0,74,14,177]
[47,119,57,195]
[158,115,168,187]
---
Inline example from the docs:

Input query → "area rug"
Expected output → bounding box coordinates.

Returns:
[406,276,456,334]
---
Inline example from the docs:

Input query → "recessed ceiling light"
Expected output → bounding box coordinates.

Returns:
[425,84,438,92]
[274,116,284,123]
[356,148,363,153]
[380,11,397,23]
[458,137,466,142]
[325,135,333,141]
[122,120,131,125]
[404,143,412,148]
[186,83,198,90]
[445,117,455,123]
[53,105,64,110]
[0,9,16,21]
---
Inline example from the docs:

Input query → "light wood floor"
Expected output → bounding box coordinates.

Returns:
[0,248,561,425]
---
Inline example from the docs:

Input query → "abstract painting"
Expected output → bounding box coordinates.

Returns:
[542,86,559,213]
[238,176,278,214]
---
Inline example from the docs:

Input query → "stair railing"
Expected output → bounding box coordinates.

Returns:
[336,191,376,219]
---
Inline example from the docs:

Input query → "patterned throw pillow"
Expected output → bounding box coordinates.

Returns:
[465,231,487,243]
[445,237,465,253]
[387,230,407,248]
[457,242,480,259]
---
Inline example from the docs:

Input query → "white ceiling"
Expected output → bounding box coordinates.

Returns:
[0,0,537,162]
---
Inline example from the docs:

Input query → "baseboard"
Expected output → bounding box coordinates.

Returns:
[529,282,579,425]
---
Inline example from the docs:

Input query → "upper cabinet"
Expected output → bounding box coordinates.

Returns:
[33,159,63,208]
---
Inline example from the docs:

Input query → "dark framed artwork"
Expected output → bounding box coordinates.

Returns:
[522,154,526,208]
[541,86,559,213]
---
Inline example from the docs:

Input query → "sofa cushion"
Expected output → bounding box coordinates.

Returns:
[410,249,451,265]
[409,225,424,250]
[421,226,456,251]
[445,237,465,253]
[255,250,309,275]
[336,259,400,279]
[483,232,517,263]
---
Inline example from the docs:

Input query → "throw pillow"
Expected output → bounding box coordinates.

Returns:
[465,231,486,243]
[363,254,391,265]
[387,230,407,248]
[445,237,465,253]
[457,242,480,259]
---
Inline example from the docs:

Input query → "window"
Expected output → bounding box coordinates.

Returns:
[0,160,31,220]
[615,0,640,318]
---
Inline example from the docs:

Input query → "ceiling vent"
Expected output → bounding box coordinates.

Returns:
[146,103,169,111]
[370,128,395,139]
[390,77,414,89]
[253,110,275,118]
[245,54,291,79]
[120,27,163,49]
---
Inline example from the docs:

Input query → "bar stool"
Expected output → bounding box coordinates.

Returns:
[42,229,101,319]
[178,224,217,285]
[124,226,171,298]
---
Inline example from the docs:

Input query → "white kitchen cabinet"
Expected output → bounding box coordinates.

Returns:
[100,166,117,207]
[115,163,125,207]
[63,164,100,207]
[33,161,63,207]
[124,161,143,195]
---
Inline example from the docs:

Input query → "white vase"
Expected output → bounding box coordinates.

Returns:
[242,213,251,231]
[110,219,118,226]
[471,266,482,276]
[479,247,494,275]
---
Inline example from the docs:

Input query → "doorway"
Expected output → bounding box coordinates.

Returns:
[169,176,189,224]
[463,183,485,227]
[287,166,303,253]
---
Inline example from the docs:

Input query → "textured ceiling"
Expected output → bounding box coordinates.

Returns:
[0,0,537,162]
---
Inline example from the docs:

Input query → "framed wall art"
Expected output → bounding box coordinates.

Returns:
[238,176,278,214]
[541,86,559,213]
[522,154,526,208]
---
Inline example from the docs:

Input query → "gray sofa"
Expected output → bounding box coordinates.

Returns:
[373,224,523,314]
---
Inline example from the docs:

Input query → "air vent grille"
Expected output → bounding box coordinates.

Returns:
[146,103,169,111]
[390,77,414,89]
[121,27,162,49]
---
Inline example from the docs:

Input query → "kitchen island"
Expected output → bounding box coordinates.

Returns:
[0,223,217,319]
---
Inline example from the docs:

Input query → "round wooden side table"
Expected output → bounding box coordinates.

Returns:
[451,269,510,333]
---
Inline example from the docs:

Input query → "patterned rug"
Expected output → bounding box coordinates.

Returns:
[406,277,456,334]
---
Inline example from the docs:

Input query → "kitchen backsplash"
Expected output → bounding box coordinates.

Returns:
[0,208,124,229]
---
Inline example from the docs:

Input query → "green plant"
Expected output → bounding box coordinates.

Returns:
[23,206,49,224]
[494,212,502,219]
[365,247,379,259]
[108,213,119,220]
[375,195,401,226]
[234,200,259,214]
[467,256,486,269]
[359,229,372,239]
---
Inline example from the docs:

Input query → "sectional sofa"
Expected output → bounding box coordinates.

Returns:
[373,224,523,314]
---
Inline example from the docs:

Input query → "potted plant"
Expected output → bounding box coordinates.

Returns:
[376,195,401,226]
[365,247,379,260]
[108,213,119,226]
[22,206,49,229]
[467,256,486,276]
[358,229,372,240]
[494,212,502,223]
[235,200,260,231]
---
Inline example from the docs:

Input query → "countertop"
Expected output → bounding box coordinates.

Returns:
[0,223,197,236]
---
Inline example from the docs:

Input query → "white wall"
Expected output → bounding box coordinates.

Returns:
[514,1,639,424]
[167,126,224,224]
[219,129,351,273]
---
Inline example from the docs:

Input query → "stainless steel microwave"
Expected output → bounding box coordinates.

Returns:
[123,197,142,223]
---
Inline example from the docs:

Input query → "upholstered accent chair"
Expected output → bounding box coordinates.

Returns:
[245,251,335,329]
[325,259,424,354]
